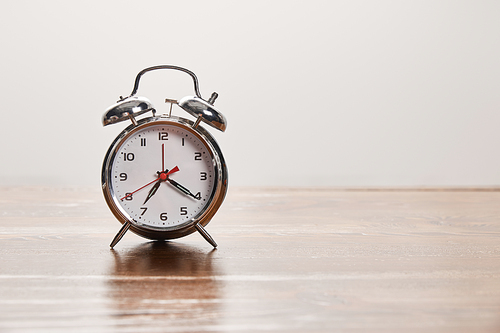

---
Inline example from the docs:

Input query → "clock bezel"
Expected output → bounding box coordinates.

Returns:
[101,115,228,241]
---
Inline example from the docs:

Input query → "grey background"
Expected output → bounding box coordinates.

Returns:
[1,0,498,187]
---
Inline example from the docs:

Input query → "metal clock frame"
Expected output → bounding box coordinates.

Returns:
[102,115,228,247]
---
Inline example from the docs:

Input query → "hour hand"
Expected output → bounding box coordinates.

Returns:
[167,178,199,200]
[143,179,161,204]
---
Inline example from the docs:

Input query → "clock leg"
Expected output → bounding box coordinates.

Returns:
[110,221,131,249]
[195,222,218,248]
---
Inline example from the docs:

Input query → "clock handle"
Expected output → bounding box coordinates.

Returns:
[128,65,203,100]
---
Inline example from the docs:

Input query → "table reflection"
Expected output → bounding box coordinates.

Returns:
[107,241,222,329]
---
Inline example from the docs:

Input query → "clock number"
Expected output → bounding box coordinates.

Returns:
[200,172,207,181]
[140,207,148,215]
[123,152,135,161]
[158,132,168,140]
[194,192,201,200]
[160,212,168,221]
[119,173,127,181]
[194,152,202,161]
[124,193,133,201]
[181,138,185,146]
[140,138,146,146]
[180,207,188,216]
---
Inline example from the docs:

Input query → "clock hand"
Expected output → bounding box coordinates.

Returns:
[143,179,161,205]
[167,178,200,200]
[120,178,159,201]
[163,166,180,177]
[162,143,165,172]
[120,166,180,201]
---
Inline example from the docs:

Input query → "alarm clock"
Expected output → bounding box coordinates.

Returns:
[101,65,228,248]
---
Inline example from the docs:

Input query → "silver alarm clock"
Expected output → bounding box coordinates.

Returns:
[101,65,228,248]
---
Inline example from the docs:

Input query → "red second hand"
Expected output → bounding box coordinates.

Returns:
[120,178,159,201]
[120,166,180,201]
[167,166,179,175]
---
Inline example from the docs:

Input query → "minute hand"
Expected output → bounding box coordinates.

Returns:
[167,178,199,200]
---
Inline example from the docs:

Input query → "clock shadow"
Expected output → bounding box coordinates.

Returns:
[107,241,222,329]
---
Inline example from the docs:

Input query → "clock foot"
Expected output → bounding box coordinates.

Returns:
[110,221,131,248]
[195,222,217,248]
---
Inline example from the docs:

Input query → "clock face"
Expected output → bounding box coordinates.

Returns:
[107,120,217,230]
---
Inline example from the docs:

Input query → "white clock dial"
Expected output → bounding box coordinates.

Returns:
[109,122,216,230]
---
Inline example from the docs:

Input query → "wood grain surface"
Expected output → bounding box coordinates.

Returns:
[0,187,499,332]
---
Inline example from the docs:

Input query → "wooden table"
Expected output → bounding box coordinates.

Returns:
[1,187,499,332]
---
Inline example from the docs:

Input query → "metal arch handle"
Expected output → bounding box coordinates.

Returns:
[126,65,203,100]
